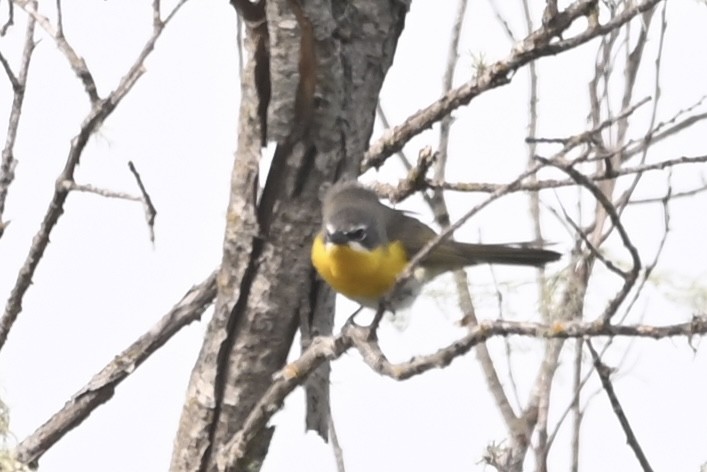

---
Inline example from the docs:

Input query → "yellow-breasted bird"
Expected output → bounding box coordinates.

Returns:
[311,182,560,309]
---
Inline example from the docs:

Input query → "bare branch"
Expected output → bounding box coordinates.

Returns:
[362,0,662,171]
[370,146,437,203]
[60,181,142,201]
[586,341,654,472]
[376,102,414,172]
[128,161,158,243]
[537,155,641,323]
[430,0,522,441]
[570,340,583,472]
[0,4,35,233]
[152,0,161,27]
[15,271,217,467]
[0,0,191,352]
[426,154,707,194]
[14,0,100,103]
[629,185,707,205]
[216,334,354,468]
[0,50,19,88]
[0,0,14,36]
[55,0,63,38]
[358,317,707,379]
[328,414,346,472]
[218,313,707,467]
[488,0,517,42]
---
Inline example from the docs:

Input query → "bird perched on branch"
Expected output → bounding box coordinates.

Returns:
[311,182,560,310]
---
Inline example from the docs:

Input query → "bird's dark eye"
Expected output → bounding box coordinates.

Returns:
[347,228,366,241]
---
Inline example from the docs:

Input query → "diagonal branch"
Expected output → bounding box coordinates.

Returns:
[14,0,100,104]
[128,161,158,243]
[361,0,662,171]
[586,341,654,472]
[15,271,217,467]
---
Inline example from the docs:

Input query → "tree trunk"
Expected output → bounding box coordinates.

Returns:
[170,1,409,470]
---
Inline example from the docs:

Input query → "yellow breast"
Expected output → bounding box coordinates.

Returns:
[311,233,409,303]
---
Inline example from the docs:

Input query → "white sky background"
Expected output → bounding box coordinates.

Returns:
[1,1,707,471]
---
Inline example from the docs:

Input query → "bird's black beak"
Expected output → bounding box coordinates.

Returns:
[325,230,349,245]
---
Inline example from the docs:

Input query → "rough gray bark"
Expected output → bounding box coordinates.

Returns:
[170,1,409,471]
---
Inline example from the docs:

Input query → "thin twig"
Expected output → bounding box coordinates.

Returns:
[586,341,654,472]
[55,0,63,38]
[376,102,414,172]
[60,181,142,201]
[570,339,583,472]
[430,0,521,438]
[128,161,157,243]
[362,0,661,171]
[0,0,14,36]
[426,154,707,194]
[0,3,35,232]
[328,415,346,472]
[629,185,707,205]
[487,0,517,42]
[0,50,19,88]
[0,0,190,352]
[536,156,641,324]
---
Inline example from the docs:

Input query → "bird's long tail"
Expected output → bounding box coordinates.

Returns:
[423,241,561,272]
[455,242,561,267]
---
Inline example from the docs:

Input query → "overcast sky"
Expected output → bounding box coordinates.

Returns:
[1,1,707,471]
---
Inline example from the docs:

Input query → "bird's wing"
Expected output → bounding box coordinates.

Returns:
[385,209,468,269]
[385,209,560,270]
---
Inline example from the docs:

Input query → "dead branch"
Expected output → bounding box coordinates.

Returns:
[0,4,35,235]
[15,271,217,467]
[426,154,707,195]
[216,334,354,469]
[14,0,100,103]
[128,161,158,243]
[217,313,707,467]
[0,0,190,352]
[59,181,142,201]
[587,341,654,472]
[362,0,662,171]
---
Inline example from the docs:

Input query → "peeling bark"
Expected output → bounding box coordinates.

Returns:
[170,1,409,470]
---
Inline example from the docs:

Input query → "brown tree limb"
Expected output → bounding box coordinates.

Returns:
[217,313,707,468]
[354,316,707,376]
[361,0,662,171]
[15,271,217,467]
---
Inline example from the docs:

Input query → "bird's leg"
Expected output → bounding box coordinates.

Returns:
[344,305,365,327]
